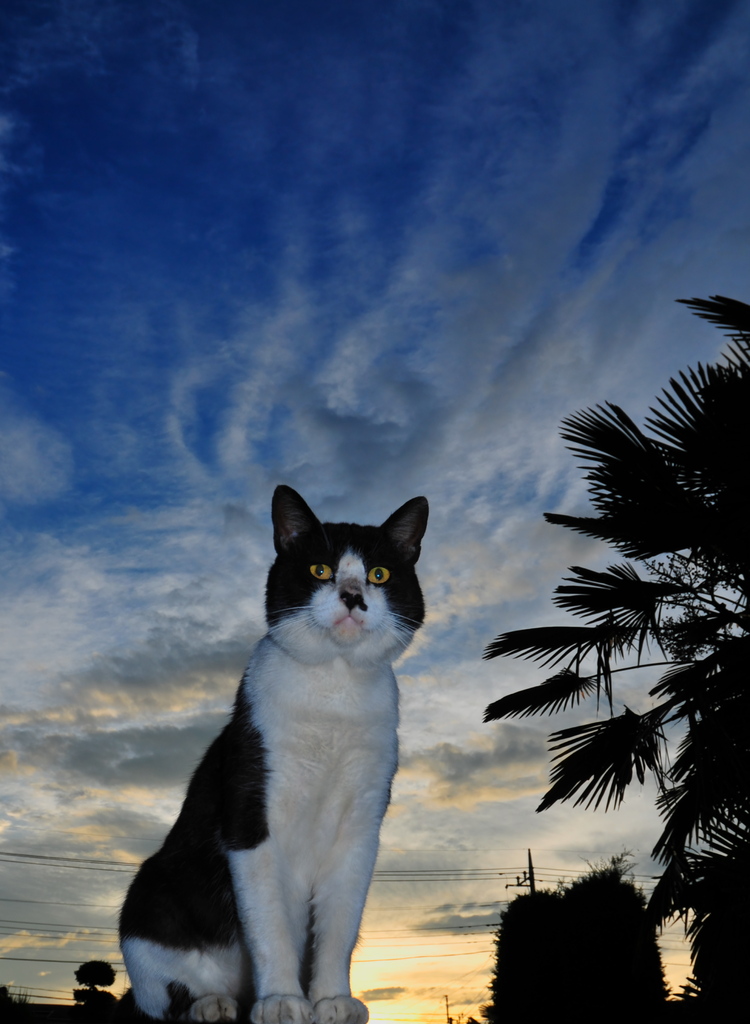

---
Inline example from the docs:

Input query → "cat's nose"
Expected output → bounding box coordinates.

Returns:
[340,589,368,612]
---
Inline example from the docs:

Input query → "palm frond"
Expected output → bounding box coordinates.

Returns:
[677,295,750,338]
[690,816,750,860]
[671,698,750,792]
[543,510,705,560]
[553,563,682,657]
[654,783,704,862]
[648,854,690,922]
[483,623,635,665]
[649,659,706,701]
[483,622,637,708]
[651,638,750,703]
[559,404,678,512]
[646,363,750,562]
[551,401,724,560]
[680,823,750,994]
[647,363,734,455]
[561,402,654,463]
[537,708,665,813]
[654,701,750,863]
[483,669,597,721]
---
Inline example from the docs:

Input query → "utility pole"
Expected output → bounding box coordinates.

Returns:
[504,849,536,894]
[445,994,452,1024]
[527,848,536,895]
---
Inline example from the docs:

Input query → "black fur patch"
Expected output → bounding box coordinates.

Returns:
[166,982,194,1020]
[119,691,268,950]
[112,988,149,1021]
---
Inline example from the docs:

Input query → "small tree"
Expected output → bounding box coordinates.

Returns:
[484,296,750,1008]
[72,960,117,1022]
[483,855,666,1020]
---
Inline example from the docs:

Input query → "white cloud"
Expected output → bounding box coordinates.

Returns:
[0,382,73,506]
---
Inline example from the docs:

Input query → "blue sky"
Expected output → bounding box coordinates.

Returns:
[2,0,750,1016]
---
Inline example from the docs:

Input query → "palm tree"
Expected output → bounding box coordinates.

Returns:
[484,296,750,1006]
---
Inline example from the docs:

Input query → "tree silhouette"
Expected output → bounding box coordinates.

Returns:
[0,986,33,1023]
[483,855,666,1021]
[484,296,750,1009]
[483,888,564,1021]
[75,961,116,990]
[72,960,117,1022]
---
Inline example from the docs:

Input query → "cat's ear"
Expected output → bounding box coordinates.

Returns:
[382,496,429,562]
[272,486,325,553]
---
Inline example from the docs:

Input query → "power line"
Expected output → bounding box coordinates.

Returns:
[0,850,133,866]
[0,918,117,931]
[0,849,134,872]
[1,825,161,842]
[0,956,125,965]
[0,847,663,890]
[0,896,120,908]
[354,950,492,963]
[9,989,76,1003]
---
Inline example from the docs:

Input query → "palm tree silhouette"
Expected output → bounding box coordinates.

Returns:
[484,296,750,1007]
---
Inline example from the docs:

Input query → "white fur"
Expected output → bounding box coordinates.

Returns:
[121,938,246,1019]
[229,630,398,1011]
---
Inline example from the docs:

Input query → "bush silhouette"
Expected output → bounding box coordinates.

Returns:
[484,856,666,1022]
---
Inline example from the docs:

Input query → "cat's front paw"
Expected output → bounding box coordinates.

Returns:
[313,996,369,1024]
[251,995,314,1024]
[187,995,239,1022]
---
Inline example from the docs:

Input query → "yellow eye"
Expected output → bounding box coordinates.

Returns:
[310,564,333,581]
[367,566,390,584]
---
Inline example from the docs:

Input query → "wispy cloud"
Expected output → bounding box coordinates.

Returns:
[0,383,73,507]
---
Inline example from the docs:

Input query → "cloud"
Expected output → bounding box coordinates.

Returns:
[0,382,73,507]
[2,619,260,813]
[359,987,406,1002]
[67,623,254,712]
[420,906,500,931]
[10,716,227,790]
[400,726,548,808]
[0,750,25,775]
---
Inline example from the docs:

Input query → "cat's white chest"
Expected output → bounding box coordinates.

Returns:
[244,637,398,856]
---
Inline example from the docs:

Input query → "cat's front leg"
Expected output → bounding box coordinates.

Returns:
[228,845,314,1024]
[307,832,381,1024]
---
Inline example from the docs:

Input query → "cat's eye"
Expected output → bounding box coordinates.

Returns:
[310,564,334,581]
[367,566,390,584]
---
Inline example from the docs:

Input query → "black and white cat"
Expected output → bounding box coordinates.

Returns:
[120,485,429,1024]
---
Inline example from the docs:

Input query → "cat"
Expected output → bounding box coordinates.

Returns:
[120,485,429,1024]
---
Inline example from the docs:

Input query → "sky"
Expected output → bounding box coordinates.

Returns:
[1,0,749,1018]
